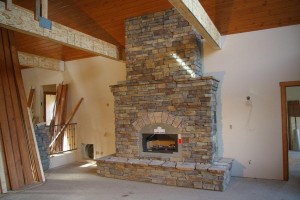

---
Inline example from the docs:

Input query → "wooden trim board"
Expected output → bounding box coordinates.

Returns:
[279,81,300,181]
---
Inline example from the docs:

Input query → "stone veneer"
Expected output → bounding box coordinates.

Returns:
[35,125,50,171]
[97,157,233,191]
[111,77,219,163]
[97,8,233,191]
[126,8,203,82]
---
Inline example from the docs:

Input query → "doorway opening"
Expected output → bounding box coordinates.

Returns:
[43,84,57,125]
[280,81,300,181]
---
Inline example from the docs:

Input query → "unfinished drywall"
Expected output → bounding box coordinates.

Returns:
[203,24,300,179]
[63,56,126,161]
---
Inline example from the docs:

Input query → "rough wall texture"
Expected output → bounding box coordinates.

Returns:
[111,77,218,163]
[125,8,203,82]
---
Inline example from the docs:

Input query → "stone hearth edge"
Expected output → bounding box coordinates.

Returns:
[97,156,233,191]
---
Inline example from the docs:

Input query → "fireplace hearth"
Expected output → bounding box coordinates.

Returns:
[97,8,233,191]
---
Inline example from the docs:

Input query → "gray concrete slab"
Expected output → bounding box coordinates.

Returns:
[0,162,299,200]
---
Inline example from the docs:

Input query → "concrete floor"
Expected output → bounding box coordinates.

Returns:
[0,162,299,200]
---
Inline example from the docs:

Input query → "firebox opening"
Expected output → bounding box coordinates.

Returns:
[142,134,178,154]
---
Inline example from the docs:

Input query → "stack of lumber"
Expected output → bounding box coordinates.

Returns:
[0,28,43,193]
[49,83,83,153]
[49,83,68,153]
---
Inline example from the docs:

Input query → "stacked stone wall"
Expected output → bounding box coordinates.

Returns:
[111,77,218,163]
[97,156,233,191]
[125,8,203,82]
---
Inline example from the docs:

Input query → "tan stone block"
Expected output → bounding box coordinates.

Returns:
[142,114,151,125]
[193,181,203,189]
[161,112,169,123]
[166,177,177,186]
[172,117,182,128]
[149,160,165,166]
[148,113,155,124]
[176,162,195,170]
[162,161,176,168]
[154,112,162,123]
[132,121,141,131]
[203,183,215,190]
[196,163,211,171]
[166,115,175,125]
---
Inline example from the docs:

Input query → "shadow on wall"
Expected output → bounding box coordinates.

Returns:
[204,71,225,158]
[231,160,246,177]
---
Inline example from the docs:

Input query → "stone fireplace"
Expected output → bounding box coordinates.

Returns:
[97,8,233,191]
[139,123,181,159]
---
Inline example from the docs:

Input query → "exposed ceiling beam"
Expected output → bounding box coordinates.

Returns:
[18,51,64,71]
[169,0,223,49]
[0,2,119,60]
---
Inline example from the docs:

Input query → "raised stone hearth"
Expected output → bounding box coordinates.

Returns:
[97,157,233,191]
[96,8,233,191]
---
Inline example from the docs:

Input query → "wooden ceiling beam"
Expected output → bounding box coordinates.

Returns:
[0,2,119,60]
[18,51,64,71]
[169,0,223,49]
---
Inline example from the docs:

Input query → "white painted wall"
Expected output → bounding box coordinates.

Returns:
[49,151,77,169]
[203,25,300,179]
[22,25,300,180]
[63,56,126,161]
[22,56,126,164]
[22,68,64,122]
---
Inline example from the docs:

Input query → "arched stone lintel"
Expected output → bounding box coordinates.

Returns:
[132,112,185,132]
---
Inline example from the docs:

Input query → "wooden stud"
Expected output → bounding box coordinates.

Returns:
[27,108,45,182]
[27,88,35,108]
[35,0,41,20]
[41,0,48,19]
[0,126,8,193]
[5,0,12,11]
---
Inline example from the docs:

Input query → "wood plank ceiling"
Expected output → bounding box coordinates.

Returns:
[7,0,300,61]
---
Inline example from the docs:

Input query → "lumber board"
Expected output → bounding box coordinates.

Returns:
[0,30,20,190]
[1,29,25,187]
[41,0,48,19]
[27,108,45,182]
[27,88,35,108]
[35,0,41,20]
[5,0,12,11]
[50,98,84,148]
[2,29,34,185]
[7,29,44,182]
[0,126,7,193]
